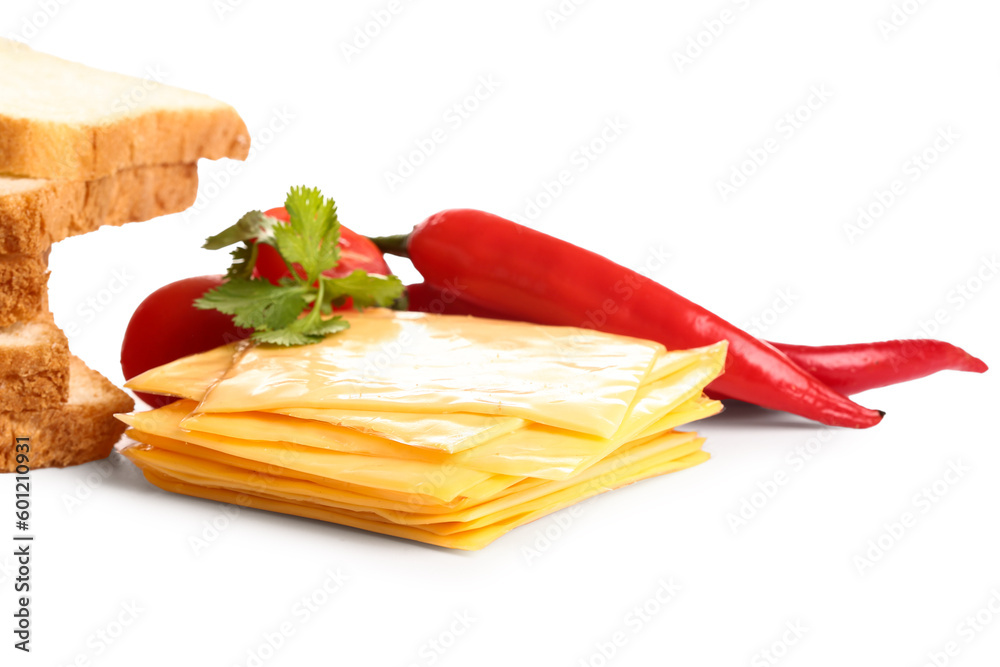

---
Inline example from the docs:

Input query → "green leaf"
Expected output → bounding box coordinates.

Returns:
[251,315,349,347]
[304,316,351,337]
[196,186,406,347]
[225,243,258,281]
[203,210,279,249]
[251,328,318,346]
[276,186,340,282]
[322,271,405,310]
[194,278,308,331]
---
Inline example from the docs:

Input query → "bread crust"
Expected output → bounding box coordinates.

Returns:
[0,253,46,326]
[0,107,249,181]
[0,316,69,410]
[0,40,246,470]
[0,162,200,254]
[0,356,133,471]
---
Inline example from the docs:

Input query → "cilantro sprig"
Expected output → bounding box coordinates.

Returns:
[195,186,403,346]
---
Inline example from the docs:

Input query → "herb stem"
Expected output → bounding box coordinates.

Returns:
[307,277,325,326]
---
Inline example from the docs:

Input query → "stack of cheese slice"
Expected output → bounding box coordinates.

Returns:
[119,310,726,550]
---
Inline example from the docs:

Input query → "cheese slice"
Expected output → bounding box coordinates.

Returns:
[244,409,523,454]
[123,441,458,515]
[633,394,720,439]
[270,343,724,455]
[119,403,515,503]
[127,345,528,453]
[177,393,717,483]
[181,407,452,463]
[124,430,497,511]
[127,435,709,550]
[126,333,698,404]
[126,343,245,401]
[126,329,717,453]
[120,310,727,549]
[195,310,666,437]
[169,343,724,480]
[381,434,705,529]
[451,342,725,479]
[123,431,701,530]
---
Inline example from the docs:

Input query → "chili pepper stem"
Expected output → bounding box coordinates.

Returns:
[369,233,412,258]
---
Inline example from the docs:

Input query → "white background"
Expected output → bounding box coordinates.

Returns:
[4,0,999,665]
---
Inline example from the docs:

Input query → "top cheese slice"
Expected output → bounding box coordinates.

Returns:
[195,310,665,438]
[126,339,714,452]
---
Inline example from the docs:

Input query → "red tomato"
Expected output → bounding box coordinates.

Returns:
[120,275,248,408]
[252,206,391,283]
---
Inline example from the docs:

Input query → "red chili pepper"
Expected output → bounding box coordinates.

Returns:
[406,281,509,319]
[757,340,987,396]
[407,283,988,396]
[373,210,885,429]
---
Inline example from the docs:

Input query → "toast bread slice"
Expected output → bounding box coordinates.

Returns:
[0,312,69,410]
[0,252,46,326]
[0,355,133,471]
[0,163,199,324]
[0,162,200,254]
[0,38,249,180]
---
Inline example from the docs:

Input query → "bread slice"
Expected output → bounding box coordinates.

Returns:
[0,355,133,471]
[0,161,200,322]
[0,162,200,254]
[0,252,46,326]
[0,314,69,410]
[0,39,249,180]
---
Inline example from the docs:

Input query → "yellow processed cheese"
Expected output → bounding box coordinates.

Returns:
[231,409,523,454]
[125,432,709,550]
[126,331,717,454]
[123,431,702,529]
[180,406,453,463]
[379,434,706,530]
[262,346,711,451]
[125,343,245,401]
[270,343,723,459]
[127,347,528,453]
[171,342,724,479]
[119,309,729,549]
[451,342,725,479]
[125,430,510,512]
[633,394,721,440]
[125,331,698,404]
[139,452,705,551]
[194,310,666,438]
[119,404,514,503]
